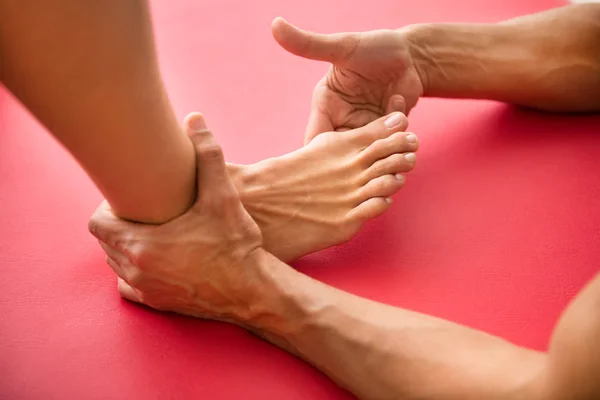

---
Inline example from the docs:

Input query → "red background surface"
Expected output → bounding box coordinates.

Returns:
[1,0,598,399]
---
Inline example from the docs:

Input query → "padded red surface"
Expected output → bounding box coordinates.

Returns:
[1,0,598,399]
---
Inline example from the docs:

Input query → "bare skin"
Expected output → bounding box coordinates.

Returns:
[0,0,415,260]
[91,4,600,400]
[90,116,600,400]
[271,17,423,145]
[5,0,599,398]
[272,4,600,144]
[0,0,195,224]
[230,112,417,261]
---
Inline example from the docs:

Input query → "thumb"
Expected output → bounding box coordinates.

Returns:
[183,112,236,204]
[386,94,407,115]
[271,17,357,63]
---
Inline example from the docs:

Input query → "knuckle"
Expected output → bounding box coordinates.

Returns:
[126,267,144,287]
[390,131,405,144]
[375,153,403,173]
[221,189,240,205]
[125,240,147,267]
[388,134,406,152]
[359,143,382,162]
[332,216,358,242]
[346,189,363,205]
[376,175,397,191]
[87,217,102,239]
[105,256,125,278]
[389,153,405,167]
[203,196,232,217]
[208,188,240,212]
[87,201,125,245]
[374,138,389,152]
[88,204,110,238]
[198,143,224,161]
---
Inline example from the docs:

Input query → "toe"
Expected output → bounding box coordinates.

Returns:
[348,112,409,145]
[357,174,405,203]
[348,197,392,221]
[362,152,416,183]
[360,132,418,164]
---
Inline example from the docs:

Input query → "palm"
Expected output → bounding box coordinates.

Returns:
[272,19,424,143]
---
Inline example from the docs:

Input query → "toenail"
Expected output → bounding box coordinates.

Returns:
[406,134,417,143]
[384,112,404,128]
[395,174,404,182]
[404,153,416,162]
[385,197,393,204]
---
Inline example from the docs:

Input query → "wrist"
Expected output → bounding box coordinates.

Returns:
[399,23,435,97]
[236,249,327,351]
[399,22,513,100]
[240,249,307,330]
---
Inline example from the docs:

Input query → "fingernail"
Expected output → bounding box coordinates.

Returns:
[395,174,404,182]
[385,197,393,204]
[189,115,209,133]
[393,98,405,112]
[406,133,417,143]
[384,112,404,128]
[404,153,416,163]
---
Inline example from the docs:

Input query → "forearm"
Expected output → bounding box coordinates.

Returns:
[247,251,546,400]
[0,0,195,223]
[403,5,600,112]
[246,252,600,400]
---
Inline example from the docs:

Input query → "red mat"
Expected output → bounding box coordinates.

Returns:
[1,0,598,399]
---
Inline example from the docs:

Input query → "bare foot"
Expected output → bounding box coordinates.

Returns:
[229,113,417,262]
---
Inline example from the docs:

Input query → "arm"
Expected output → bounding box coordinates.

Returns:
[404,4,600,112]
[271,4,600,143]
[250,254,600,400]
[0,0,196,223]
[89,123,600,400]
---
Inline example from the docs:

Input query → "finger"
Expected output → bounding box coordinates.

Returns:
[88,200,134,247]
[102,239,146,289]
[117,278,142,303]
[386,94,406,115]
[305,77,349,144]
[271,17,359,63]
[99,240,130,267]
[105,255,128,282]
[305,106,334,145]
[183,111,209,135]
[183,112,237,203]
[339,110,382,131]
[88,200,114,241]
